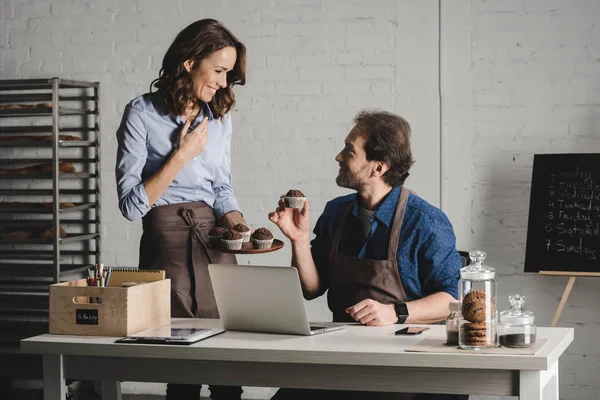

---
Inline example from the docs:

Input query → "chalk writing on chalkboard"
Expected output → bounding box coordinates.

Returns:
[524,154,600,273]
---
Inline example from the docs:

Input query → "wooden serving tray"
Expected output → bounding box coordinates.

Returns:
[208,239,284,254]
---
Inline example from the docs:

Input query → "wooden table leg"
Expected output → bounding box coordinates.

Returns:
[520,361,559,400]
[43,355,66,400]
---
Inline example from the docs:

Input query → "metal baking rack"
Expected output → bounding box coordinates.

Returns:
[0,78,101,379]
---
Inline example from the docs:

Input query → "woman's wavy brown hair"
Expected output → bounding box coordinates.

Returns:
[151,19,246,120]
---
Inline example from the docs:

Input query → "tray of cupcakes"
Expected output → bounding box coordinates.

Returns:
[207,224,284,254]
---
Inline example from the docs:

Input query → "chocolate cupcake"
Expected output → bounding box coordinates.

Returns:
[208,226,228,246]
[232,223,251,243]
[221,230,243,250]
[251,227,274,250]
[284,189,306,209]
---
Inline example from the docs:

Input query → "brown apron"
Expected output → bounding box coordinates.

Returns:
[328,187,409,322]
[139,201,237,318]
[273,189,466,400]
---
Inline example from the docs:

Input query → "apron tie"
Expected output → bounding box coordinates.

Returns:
[181,208,203,244]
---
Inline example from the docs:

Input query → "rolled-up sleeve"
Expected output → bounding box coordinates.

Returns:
[212,112,242,220]
[418,214,462,299]
[115,102,151,221]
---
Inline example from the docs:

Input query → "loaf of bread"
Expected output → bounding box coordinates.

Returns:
[0,162,76,175]
[0,102,53,110]
[0,202,75,209]
[0,226,67,240]
[0,135,81,142]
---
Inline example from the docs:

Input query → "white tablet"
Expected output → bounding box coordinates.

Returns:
[116,326,224,345]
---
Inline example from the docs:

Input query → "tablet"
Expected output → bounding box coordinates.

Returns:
[115,327,224,345]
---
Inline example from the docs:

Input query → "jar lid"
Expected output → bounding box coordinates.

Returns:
[459,250,495,280]
[449,300,459,312]
[499,294,535,326]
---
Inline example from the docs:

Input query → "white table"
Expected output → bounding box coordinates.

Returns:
[20,319,573,400]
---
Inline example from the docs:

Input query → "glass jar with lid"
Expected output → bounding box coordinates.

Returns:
[446,300,460,345]
[499,294,536,348]
[458,250,497,349]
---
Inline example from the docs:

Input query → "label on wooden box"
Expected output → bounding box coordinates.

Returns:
[76,309,99,325]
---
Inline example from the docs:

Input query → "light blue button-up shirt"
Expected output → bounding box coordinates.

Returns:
[115,91,241,221]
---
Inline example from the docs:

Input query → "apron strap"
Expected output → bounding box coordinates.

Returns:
[386,187,410,260]
[330,200,354,256]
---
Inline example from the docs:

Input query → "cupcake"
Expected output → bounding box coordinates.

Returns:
[232,223,251,243]
[221,230,243,250]
[208,226,228,247]
[284,189,306,209]
[251,227,274,250]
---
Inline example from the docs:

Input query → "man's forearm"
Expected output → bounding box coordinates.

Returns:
[291,239,321,299]
[405,292,454,324]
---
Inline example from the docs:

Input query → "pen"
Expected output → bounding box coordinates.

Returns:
[105,268,112,287]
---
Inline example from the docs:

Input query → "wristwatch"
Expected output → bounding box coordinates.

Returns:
[394,301,409,324]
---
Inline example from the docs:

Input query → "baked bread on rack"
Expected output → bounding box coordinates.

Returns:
[0,202,76,209]
[0,162,76,174]
[0,103,53,110]
[0,135,81,142]
[0,226,68,240]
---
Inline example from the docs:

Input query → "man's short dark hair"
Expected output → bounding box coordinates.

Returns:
[353,110,415,187]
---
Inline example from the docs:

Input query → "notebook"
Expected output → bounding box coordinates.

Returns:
[104,267,166,287]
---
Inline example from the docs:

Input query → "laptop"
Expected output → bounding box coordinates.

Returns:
[208,264,346,336]
[115,326,224,345]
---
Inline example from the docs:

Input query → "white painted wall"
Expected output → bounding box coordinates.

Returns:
[1,0,599,398]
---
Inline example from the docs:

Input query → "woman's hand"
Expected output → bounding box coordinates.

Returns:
[268,196,310,245]
[177,117,208,163]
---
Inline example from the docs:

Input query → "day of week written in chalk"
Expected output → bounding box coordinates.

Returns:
[544,238,597,260]
[555,167,593,181]
[544,222,600,237]
[549,210,595,227]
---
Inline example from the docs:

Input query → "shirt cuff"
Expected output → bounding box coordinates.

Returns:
[124,184,151,221]
[213,196,242,222]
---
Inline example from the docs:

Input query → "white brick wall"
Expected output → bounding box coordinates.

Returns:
[471,2,600,400]
[1,0,599,398]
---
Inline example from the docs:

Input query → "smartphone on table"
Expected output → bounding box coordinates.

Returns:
[395,327,430,335]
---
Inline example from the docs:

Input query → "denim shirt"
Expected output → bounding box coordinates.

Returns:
[115,91,241,221]
[311,187,461,300]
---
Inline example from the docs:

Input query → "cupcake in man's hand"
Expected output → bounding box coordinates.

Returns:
[232,223,251,243]
[284,189,306,209]
[251,227,274,250]
[221,230,243,250]
[208,226,227,246]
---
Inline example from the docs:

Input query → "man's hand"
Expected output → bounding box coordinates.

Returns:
[177,117,208,163]
[268,195,310,244]
[346,299,398,326]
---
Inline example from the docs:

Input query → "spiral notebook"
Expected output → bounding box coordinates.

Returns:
[104,267,166,288]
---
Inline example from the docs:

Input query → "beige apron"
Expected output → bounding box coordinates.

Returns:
[139,201,237,318]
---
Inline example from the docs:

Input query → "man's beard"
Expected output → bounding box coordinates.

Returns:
[336,168,364,191]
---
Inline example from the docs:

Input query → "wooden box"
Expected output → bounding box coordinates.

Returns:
[49,279,171,336]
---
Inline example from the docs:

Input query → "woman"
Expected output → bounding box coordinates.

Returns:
[116,19,246,400]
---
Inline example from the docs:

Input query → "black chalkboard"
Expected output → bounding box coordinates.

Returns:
[524,154,600,273]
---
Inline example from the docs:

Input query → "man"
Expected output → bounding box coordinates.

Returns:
[269,110,465,400]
